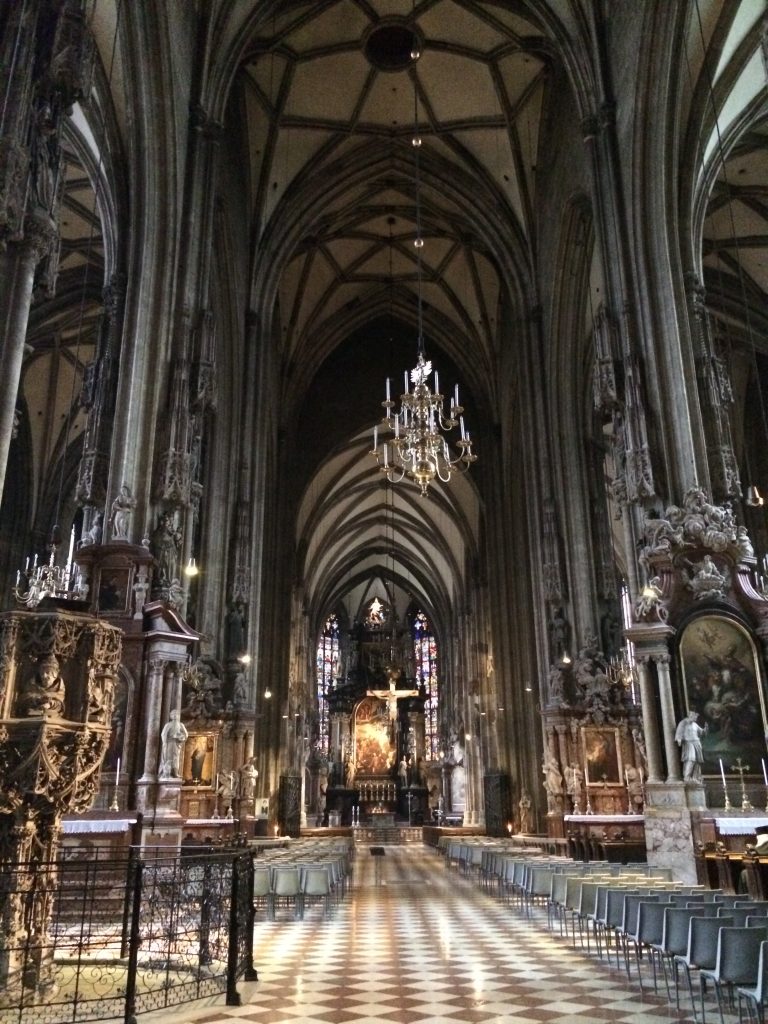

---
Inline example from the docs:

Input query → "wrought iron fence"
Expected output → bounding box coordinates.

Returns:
[0,846,257,1024]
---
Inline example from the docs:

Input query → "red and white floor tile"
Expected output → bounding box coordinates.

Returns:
[148,846,739,1024]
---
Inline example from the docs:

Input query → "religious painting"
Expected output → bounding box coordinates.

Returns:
[353,697,395,775]
[97,566,131,614]
[183,733,216,788]
[582,726,622,786]
[679,614,766,776]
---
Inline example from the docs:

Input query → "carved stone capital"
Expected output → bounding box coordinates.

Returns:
[21,210,58,264]
[0,138,29,245]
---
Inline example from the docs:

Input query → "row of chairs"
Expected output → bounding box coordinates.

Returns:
[457,848,768,1024]
[252,858,349,919]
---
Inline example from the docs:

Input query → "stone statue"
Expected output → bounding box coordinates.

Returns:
[542,754,562,813]
[109,483,136,541]
[634,576,666,621]
[151,510,182,588]
[239,757,258,807]
[225,602,246,660]
[737,525,755,561]
[232,670,248,708]
[564,763,584,811]
[549,607,570,659]
[675,710,706,782]
[160,709,188,778]
[547,662,566,706]
[84,511,103,547]
[686,554,727,601]
[19,654,66,718]
[518,791,532,834]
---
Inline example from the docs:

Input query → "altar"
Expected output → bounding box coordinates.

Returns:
[368,811,396,827]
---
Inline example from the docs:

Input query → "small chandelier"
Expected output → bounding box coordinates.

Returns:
[370,61,477,497]
[372,357,476,496]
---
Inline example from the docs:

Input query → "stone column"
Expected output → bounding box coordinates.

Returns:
[138,658,165,784]
[655,654,682,783]
[0,220,56,501]
[636,657,664,783]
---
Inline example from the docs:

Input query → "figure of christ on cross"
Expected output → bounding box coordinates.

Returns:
[367,665,419,721]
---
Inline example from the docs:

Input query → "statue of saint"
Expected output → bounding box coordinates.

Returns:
[518,791,532,834]
[160,709,188,778]
[109,483,136,541]
[151,510,181,587]
[675,711,706,782]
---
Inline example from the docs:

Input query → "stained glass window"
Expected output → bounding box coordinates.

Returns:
[412,610,439,759]
[316,613,339,755]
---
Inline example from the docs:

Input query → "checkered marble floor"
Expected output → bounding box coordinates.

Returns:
[145,846,743,1024]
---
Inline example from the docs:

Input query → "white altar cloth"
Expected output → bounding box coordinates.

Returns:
[715,817,768,836]
[62,818,137,834]
[564,814,644,824]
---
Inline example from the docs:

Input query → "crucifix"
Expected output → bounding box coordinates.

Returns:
[367,664,418,721]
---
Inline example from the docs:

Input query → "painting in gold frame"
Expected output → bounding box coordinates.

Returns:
[678,614,766,776]
[183,733,216,788]
[581,725,623,786]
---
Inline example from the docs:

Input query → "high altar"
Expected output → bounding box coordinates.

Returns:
[324,614,430,826]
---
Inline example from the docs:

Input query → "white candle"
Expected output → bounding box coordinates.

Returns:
[454,383,459,406]
[25,556,29,572]
[460,416,466,440]
[383,443,388,468]
[719,758,727,787]
[434,370,439,394]
[115,757,121,787]
[373,424,378,450]
[386,377,391,402]
[67,523,75,568]
[762,758,767,786]
[404,370,409,394]
[395,414,400,438]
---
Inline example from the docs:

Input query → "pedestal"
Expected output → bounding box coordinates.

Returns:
[643,781,706,884]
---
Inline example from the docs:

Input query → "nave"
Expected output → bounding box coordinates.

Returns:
[150,846,719,1024]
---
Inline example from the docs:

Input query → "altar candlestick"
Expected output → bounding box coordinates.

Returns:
[115,757,121,787]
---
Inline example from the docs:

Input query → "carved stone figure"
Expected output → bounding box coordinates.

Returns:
[109,483,136,541]
[542,754,563,813]
[564,763,584,811]
[549,606,570,659]
[675,711,706,783]
[84,511,103,547]
[518,791,532,834]
[151,510,182,588]
[159,709,188,778]
[737,526,755,561]
[547,662,567,706]
[239,757,258,807]
[634,576,667,621]
[686,554,727,601]
[18,653,66,717]
[232,670,248,708]
[225,602,246,660]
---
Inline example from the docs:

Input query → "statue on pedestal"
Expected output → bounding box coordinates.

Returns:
[675,710,706,782]
[160,709,188,778]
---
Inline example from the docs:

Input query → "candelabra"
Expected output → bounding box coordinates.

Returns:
[13,546,77,607]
